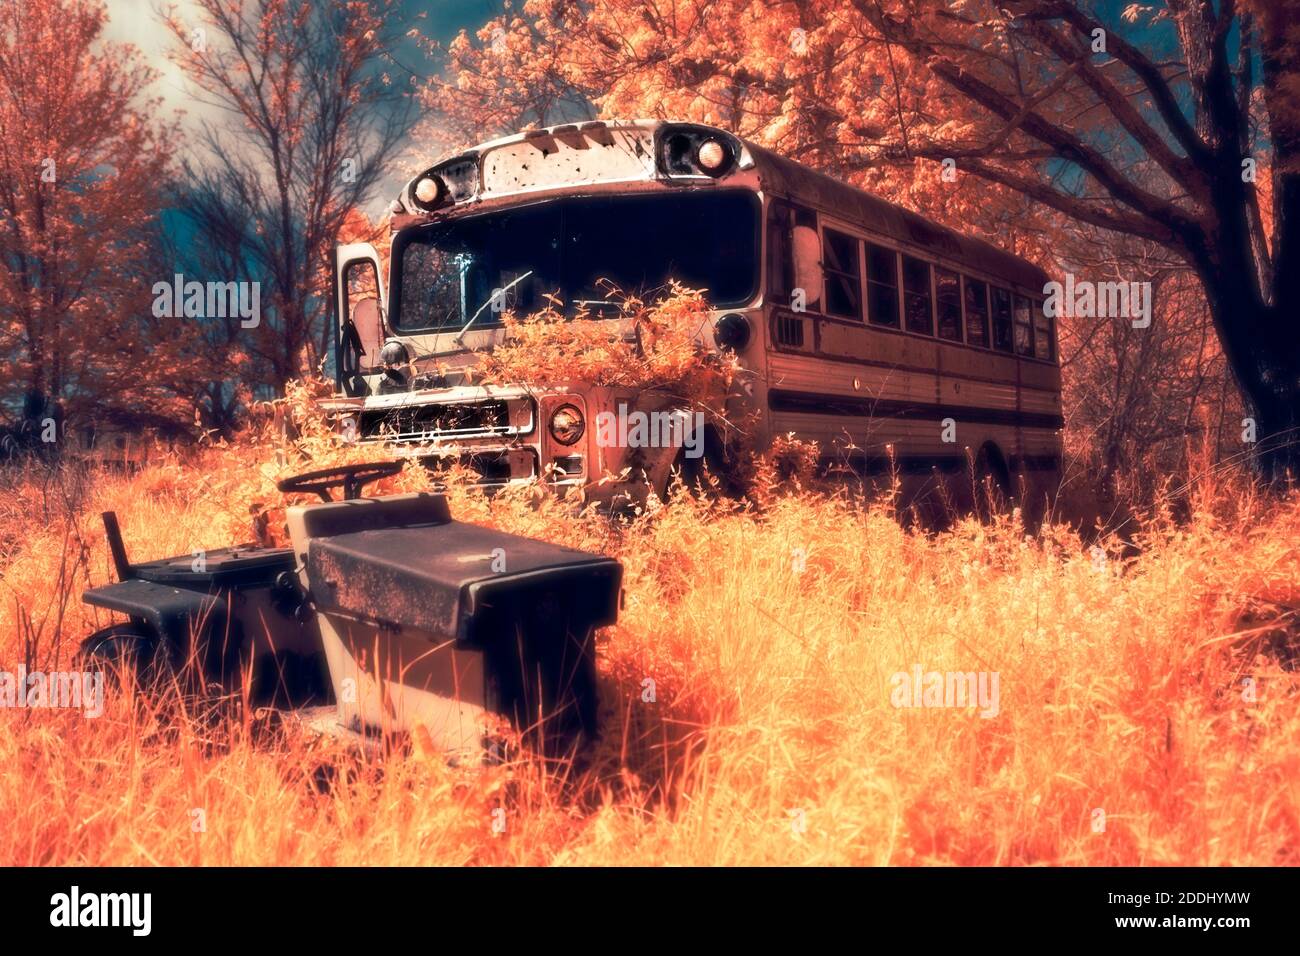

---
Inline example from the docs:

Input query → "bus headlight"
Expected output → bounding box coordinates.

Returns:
[412,174,446,210]
[695,139,733,176]
[714,312,751,351]
[549,404,585,445]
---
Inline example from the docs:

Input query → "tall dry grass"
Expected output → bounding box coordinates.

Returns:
[0,417,1297,865]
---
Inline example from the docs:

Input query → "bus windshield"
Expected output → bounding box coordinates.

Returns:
[390,190,760,332]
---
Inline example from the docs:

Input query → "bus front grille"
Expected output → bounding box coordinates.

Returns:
[420,448,539,486]
[358,398,529,443]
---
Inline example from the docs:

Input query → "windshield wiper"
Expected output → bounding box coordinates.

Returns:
[453,270,534,346]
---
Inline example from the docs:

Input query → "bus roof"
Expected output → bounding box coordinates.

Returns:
[743,141,1049,293]
[401,119,1049,294]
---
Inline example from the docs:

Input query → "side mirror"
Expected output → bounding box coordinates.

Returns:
[351,297,384,368]
[791,225,824,308]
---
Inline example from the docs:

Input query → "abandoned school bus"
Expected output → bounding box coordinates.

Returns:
[327,119,1062,509]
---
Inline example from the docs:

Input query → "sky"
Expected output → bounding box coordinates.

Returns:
[102,0,502,213]
[102,0,500,94]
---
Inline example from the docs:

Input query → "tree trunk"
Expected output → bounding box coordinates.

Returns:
[1199,270,1299,483]
[1250,383,1300,483]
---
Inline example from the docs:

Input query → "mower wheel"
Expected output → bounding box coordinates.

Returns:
[77,624,167,688]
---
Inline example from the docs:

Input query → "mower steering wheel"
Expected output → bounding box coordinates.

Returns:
[276,461,405,502]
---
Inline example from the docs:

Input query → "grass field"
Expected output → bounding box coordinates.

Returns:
[1,428,1297,866]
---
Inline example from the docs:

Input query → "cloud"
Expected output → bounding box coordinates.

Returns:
[101,0,223,137]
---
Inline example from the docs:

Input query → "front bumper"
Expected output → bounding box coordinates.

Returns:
[320,386,585,489]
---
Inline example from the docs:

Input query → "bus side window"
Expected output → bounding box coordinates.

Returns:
[766,201,793,301]
[991,287,1014,352]
[866,243,900,328]
[767,200,819,311]
[1033,300,1054,361]
[823,228,862,319]
[935,267,962,342]
[1013,294,1035,356]
[901,255,933,335]
[964,277,989,348]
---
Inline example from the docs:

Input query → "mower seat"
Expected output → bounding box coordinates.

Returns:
[297,492,452,539]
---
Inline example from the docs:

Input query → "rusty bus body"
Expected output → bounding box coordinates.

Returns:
[328,119,1061,510]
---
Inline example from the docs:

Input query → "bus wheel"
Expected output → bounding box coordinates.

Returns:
[665,439,742,500]
[973,444,1012,518]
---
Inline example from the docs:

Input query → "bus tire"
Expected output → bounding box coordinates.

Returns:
[973,443,1012,517]
[665,428,742,500]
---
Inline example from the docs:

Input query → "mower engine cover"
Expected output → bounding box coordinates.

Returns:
[300,497,621,641]
[287,492,621,749]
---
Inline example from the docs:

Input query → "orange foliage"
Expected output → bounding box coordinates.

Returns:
[420,0,1059,266]
[1,429,1299,864]
[476,285,737,404]
[0,0,198,432]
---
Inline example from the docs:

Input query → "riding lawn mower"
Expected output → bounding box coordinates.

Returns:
[77,461,623,756]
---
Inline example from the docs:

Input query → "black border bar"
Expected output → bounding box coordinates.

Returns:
[0,866,1284,944]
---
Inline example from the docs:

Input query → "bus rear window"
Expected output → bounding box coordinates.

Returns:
[901,255,933,335]
[935,268,962,342]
